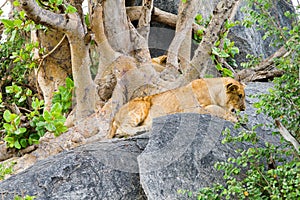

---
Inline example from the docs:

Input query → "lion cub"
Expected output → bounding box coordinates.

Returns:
[108,77,245,138]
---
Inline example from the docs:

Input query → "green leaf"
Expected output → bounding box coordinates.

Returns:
[3,136,15,146]
[65,77,74,88]
[56,0,63,5]
[3,110,12,122]
[223,68,234,77]
[20,139,28,148]
[45,123,56,132]
[3,123,14,132]
[5,86,13,94]
[1,19,14,28]
[215,63,223,71]
[65,5,77,14]
[19,10,25,19]
[230,47,239,56]
[10,29,17,42]
[14,140,21,149]
[13,0,20,7]
[13,115,21,126]
[18,95,27,103]
[43,110,52,121]
[16,127,27,134]
[13,19,23,28]
[26,89,32,96]
[50,103,62,116]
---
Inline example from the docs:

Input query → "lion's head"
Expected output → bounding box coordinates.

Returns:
[225,81,246,113]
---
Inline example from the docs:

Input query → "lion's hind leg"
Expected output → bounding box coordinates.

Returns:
[109,99,151,138]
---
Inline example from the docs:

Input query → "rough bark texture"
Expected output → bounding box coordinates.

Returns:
[32,29,72,111]
[165,0,198,72]
[103,0,132,54]
[20,0,96,121]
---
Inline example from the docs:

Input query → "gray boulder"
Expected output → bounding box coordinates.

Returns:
[0,137,149,200]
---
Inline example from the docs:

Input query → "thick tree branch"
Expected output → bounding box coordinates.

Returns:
[275,119,300,153]
[237,69,284,82]
[103,0,132,54]
[19,0,69,31]
[185,0,241,82]
[126,6,204,35]
[254,45,289,72]
[137,0,153,41]
[165,0,199,73]
[237,44,289,82]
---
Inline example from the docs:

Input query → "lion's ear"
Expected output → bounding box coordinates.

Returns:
[226,83,239,92]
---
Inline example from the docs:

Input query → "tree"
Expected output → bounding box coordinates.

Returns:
[15,0,241,123]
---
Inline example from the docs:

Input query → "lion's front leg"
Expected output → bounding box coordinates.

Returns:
[204,105,238,123]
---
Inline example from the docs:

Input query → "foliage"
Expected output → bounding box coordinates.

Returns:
[194,14,239,77]
[0,11,39,85]
[0,161,16,180]
[36,0,77,14]
[194,123,300,200]
[33,103,68,137]
[2,84,68,148]
[52,77,74,114]
[14,195,36,200]
[0,8,69,149]
[242,0,300,140]
[211,20,240,77]
[181,1,300,199]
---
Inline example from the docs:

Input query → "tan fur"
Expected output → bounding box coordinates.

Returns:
[151,55,167,72]
[108,77,246,138]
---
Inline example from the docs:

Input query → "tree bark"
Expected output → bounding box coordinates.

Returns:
[137,0,153,41]
[102,0,132,54]
[165,0,199,72]
[20,0,96,121]
[236,44,289,82]
[185,0,241,82]
[32,29,72,111]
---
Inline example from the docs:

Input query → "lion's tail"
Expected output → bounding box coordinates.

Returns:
[107,118,117,139]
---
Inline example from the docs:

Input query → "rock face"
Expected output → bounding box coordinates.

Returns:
[229,1,295,65]
[0,82,280,200]
[150,0,294,66]
[0,137,149,200]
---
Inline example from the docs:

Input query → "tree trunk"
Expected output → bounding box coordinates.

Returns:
[31,28,72,111]
[20,0,96,121]
[103,0,132,54]
[165,0,199,72]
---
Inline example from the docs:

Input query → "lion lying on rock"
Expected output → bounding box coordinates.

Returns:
[108,77,246,138]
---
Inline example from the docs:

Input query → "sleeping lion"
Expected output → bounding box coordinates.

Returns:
[108,77,246,138]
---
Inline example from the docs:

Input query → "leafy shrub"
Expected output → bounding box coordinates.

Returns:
[0,161,16,180]
[0,8,70,149]
[195,124,300,199]
[52,77,74,114]
[182,0,300,199]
